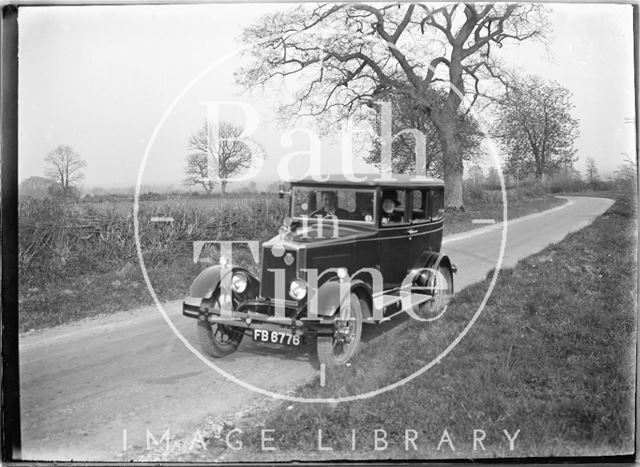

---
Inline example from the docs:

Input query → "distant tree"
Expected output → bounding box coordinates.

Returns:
[467,165,485,187]
[585,157,599,184]
[616,153,637,180]
[549,163,583,192]
[244,181,258,193]
[485,167,501,189]
[493,75,579,180]
[184,121,256,195]
[613,153,637,215]
[554,163,582,182]
[265,182,281,194]
[19,176,57,200]
[44,145,87,197]
[90,186,108,196]
[184,130,217,195]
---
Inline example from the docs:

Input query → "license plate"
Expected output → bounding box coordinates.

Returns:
[252,329,301,346]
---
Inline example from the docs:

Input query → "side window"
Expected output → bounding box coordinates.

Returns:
[411,190,428,223]
[337,190,356,212]
[430,188,444,221]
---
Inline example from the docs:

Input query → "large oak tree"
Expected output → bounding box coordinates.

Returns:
[238,3,548,208]
[364,88,484,176]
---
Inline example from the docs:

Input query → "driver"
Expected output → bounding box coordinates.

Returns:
[311,191,348,218]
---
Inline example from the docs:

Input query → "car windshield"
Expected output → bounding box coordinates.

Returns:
[292,186,375,223]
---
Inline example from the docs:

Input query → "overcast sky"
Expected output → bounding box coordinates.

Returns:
[18,3,636,189]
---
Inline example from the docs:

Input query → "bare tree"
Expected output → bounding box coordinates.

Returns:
[585,157,599,184]
[184,153,216,195]
[239,4,548,208]
[493,75,579,180]
[184,121,256,194]
[44,145,87,196]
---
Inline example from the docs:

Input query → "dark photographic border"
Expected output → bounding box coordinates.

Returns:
[2,4,21,463]
[1,2,638,465]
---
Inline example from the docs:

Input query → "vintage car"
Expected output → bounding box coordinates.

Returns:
[183,174,455,366]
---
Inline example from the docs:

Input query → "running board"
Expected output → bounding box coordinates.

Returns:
[372,293,433,323]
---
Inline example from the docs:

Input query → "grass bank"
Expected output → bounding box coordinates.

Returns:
[187,196,636,461]
[19,189,564,332]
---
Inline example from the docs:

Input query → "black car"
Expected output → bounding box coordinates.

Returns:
[183,174,455,366]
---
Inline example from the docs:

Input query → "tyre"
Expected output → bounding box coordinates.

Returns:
[412,264,453,319]
[197,320,243,357]
[196,292,243,357]
[317,292,363,366]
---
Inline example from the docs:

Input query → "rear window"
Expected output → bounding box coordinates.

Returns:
[430,189,444,220]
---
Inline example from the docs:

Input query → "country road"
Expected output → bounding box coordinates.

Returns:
[18,196,614,461]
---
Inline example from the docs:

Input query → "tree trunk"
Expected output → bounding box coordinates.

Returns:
[533,149,544,179]
[221,181,227,194]
[534,163,544,179]
[435,49,465,210]
[438,119,464,209]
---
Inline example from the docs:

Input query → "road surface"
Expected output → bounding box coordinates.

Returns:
[18,196,614,461]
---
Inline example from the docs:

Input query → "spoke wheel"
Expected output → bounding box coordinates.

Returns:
[413,265,453,319]
[317,292,363,366]
[197,293,243,358]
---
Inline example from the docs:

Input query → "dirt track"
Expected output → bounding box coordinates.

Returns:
[19,196,614,461]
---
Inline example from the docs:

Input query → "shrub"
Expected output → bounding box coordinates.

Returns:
[19,195,288,290]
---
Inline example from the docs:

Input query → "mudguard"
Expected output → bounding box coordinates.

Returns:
[188,265,260,299]
[308,278,372,318]
[309,280,342,317]
[414,251,455,293]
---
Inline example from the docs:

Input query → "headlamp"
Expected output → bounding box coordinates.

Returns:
[289,279,308,300]
[231,272,248,294]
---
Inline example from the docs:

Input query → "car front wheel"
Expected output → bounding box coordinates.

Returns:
[316,292,363,366]
[197,320,243,357]
[196,292,243,357]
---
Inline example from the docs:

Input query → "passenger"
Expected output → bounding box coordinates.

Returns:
[380,190,403,224]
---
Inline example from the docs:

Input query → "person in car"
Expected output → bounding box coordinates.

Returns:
[381,190,403,224]
[312,191,349,218]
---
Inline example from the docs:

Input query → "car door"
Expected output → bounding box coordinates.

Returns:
[377,189,411,289]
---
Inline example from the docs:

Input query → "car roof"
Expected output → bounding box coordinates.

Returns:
[290,173,444,188]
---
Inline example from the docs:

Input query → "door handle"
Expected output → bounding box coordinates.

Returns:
[407,228,418,235]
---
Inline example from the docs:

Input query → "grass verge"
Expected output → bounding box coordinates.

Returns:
[180,196,636,461]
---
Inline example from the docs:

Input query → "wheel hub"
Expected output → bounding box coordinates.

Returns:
[334,320,353,343]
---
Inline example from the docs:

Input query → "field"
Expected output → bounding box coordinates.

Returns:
[20,187,566,332]
[186,194,636,461]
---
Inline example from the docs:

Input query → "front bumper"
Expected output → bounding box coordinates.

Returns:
[183,297,335,336]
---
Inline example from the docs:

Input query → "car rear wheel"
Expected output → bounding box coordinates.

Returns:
[413,264,453,319]
[317,292,363,366]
